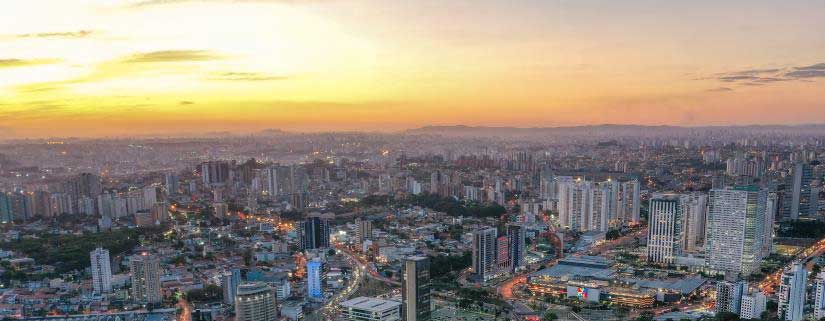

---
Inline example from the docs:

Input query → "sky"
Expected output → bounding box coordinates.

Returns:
[1,0,824,138]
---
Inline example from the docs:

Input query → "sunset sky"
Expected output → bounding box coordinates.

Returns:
[1,0,824,138]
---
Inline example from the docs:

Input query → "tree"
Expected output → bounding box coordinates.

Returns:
[715,311,740,321]
[544,312,558,321]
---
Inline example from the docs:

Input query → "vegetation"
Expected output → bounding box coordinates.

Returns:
[777,220,825,239]
[359,193,506,218]
[0,227,165,273]
[186,284,223,303]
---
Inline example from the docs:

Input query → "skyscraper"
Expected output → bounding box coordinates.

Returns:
[130,253,162,304]
[355,218,373,246]
[472,227,497,282]
[201,161,231,187]
[740,290,766,320]
[90,247,112,294]
[222,268,242,305]
[300,217,330,250]
[782,163,818,220]
[681,193,708,253]
[814,272,825,320]
[618,180,641,225]
[507,224,526,273]
[647,194,683,264]
[164,172,179,196]
[402,256,431,321]
[306,260,324,299]
[716,280,746,314]
[235,282,278,321]
[778,262,807,321]
[705,186,767,276]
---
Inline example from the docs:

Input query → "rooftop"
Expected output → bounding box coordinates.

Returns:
[340,297,401,312]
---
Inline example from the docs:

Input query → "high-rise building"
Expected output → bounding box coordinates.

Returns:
[764,192,778,257]
[557,179,591,231]
[782,163,818,220]
[164,172,179,195]
[300,217,330,250]
[681,193,708,253]
[402,256,431,321]
[222,268,242,305]
[740,290,766,320]
[306,260,324,299]
[618,180,641,225]
[778,263,807,321]
[341,297,401,321]
[201,161,231,187]
[496,236,510,272]
[235,282,278,321]
[355,218,373,246]
[507,224,526,273]
[90,247,112,294]
[130,253,162,304]
[705,186,767,276]
[472,227,497,282]
[716,280,746,314]
[647,194,684,264]
[814,272,825,320]
[0,192,12,223]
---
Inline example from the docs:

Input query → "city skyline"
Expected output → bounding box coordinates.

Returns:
[2,0,825,138]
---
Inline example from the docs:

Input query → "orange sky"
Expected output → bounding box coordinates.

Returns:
[1,0,824,138]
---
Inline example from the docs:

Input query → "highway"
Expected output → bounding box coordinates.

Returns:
[305,245,367,321]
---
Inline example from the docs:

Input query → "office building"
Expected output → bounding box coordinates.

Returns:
[647,194,684,264]
[340,297,401,321]
[300,217,330,250]
[130,253,162,304]
[402,256,431,321]
[508,224,526,272]
[782,163,818,220]
[778,263,807,321]
[222,268,242,305]
[472,227,498,282]
[307,260,324,299]
[705,186,767,276]
[235,282,278,321]
[90,247,112,294]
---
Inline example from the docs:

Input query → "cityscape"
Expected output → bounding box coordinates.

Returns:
[2,2,825,321]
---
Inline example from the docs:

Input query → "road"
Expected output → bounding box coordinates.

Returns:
[759,237,825,294]
[306,245,367,321]
[177,298,192,321]
[337,245,400,286]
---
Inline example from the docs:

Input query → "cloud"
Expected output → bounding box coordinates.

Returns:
[784,63,825,79]
[712,62,825,85]
[129,0,324,7]
[16,30,93,39]
[209,72,289,81]
[707,87,733,92]
[0,58,60,68]
[179,101,195,105]
[122,50,222,63]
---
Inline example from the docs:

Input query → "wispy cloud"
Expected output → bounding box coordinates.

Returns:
[209,72,289,81]
[0,58,60,68]
[707,87,733,92]
[128,0,325,8]
[122,50,222,63]
[784,63,825,79]
[711,62,825,86]
[16,30,93,39]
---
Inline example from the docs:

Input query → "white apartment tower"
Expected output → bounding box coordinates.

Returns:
[705,186,767,276]
[90,247,112,294]
[778,263,807,321]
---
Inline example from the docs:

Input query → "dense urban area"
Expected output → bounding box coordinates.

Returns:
[2,125,825,321]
